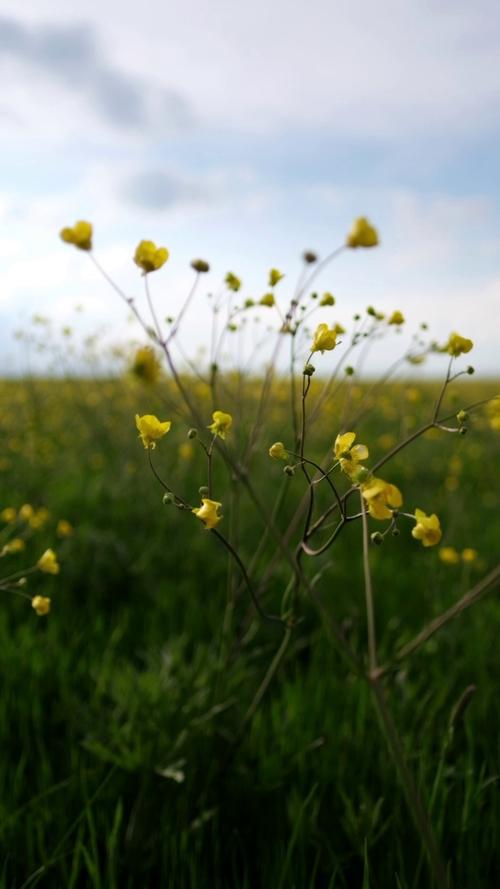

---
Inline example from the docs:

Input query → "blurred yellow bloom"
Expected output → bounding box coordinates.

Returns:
[192,498,223,529]
[134,241,169,273]
[388,311,405,325]
[57,519,74,538]
[60,220,93,251]
[178,442,194,461]
[225,272,241,292]
[30,508,50,530]
[320,292,335,306]
[361,477,403,520]
[37,548,60,574]
[131,347,161,384]
[0,507,16,523]
[334,432,369,478]
[19,504,34,521]
[439,546,460,565]
[260,292,275,307]
[208,410,232,440]
[411,509,442,547]
[346,217,379,249]
[268,269,284,286]
[269,442,289,460]
[311,323,338,353]
[487,399,500,431]
[461,547,478,563]
[1,538,26,556]
[445,332,473,357]
[135,414,171,449]
[31,596,51,616]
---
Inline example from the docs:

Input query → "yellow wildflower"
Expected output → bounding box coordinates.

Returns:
[19,504,34,522]
[461,548,478,563]
[259,293,275,307]
[37,548,60,574]
[31,596,51,616]
[388,311,405,325]
[57,519,74,538]
[487,399,500,431]
[269,442,289,461]
[334,432,369,478]
[135,414,171,449]
[0,507,16,523]
[445,332,473,357]
[207,410,233,440]
[192,498,223,530]
[225,272,241,292]
[411,509,442,547]
[268,269,284,286]
[131,347,161,384]
[134,240,169,273]
[346,217,379,249]
[361,477,403,521]
[311,323,338,353]
[439,546,460,565]
[320,292,335,306]
[1,538,26,556]
[60,220,93,251]
[30,508,50,530]
[178,442,194,461]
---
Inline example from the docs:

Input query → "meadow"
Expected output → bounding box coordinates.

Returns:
[0,369,498,888]
[1,224,499,887]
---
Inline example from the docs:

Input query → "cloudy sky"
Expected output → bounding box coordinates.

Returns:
[1,0,499,375]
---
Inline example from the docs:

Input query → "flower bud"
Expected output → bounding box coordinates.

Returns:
[187,428,198,439]
[198,486,210,496]
[303,363,316,377]
[162,492,175,505]
[303,250,318,264]
[391,527,400,537]
[345,366,354,376]
[459,426,468,436]
[456,410,468,423]
[371,531,383,546]
[466,366,475,375]
[284,465,295,477]
[191,258,210,273]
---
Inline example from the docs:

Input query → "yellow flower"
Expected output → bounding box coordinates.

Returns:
[178,442,194,461]
[1,538,26,556]
[259,292,275,307]
[320,292,335,306]
[311,323,338,353]
[207,410,233,440]
[346,217,379,249]
[57,519,74,538]
[487,399,500,431]
[445,332,473,357]
[30,508,50,530]
[461,547,478,563]
[268,268,284,287]
[135,414,171,449]
[334,432,369,478]
[269,442,289,460]
[19,504,34,521]
[134,240,169,273]
[439,546,460,565]
[131,347,161,384]
[60,220,93,251]
[225,272,241,292]
[333,322,346,335]
[37,548,60,574]
[411,509,442,547]
[388,311,405,325]
[361,477,403,520]
[32,595,51,616]
[192,498,223,529]
[0,507,16,523]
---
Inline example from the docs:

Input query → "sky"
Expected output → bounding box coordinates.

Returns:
[1,0,499,376]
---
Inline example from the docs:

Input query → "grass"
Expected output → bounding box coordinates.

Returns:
[0,374,499,887]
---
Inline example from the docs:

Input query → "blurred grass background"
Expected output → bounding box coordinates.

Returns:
[0,373,499,887]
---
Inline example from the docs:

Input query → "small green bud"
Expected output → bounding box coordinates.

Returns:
[456,410,468,423]
[367,305,376,316]
[303,363,316,377]
[371,531,383,546]
[198,485,210,496]
[466,365,475,375]
[284,465,295,477]
[310,291,318,300]
[163,492,175,505]
[353,313,361,320]
[191,258,210,273]
[303,250,317,264]
[187,428,198,439]
[459,426,468,436]
[345,366,354,376]
[391,527,400,537]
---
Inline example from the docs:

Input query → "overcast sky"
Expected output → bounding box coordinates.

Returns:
[1,0,499,376]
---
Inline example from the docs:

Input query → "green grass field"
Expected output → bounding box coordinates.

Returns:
[0,374,499,888]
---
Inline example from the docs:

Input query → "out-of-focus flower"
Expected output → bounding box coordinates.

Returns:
[439,546,460,565]
[487,399,500,431]
[57,519,74,538]
[208,410,233,439]
[268,269,284,286]
[29,508,50,530]
[269,442,289,461]
[135,414,171,449]
[37,548,60,574]
[461,547,478,563]
[134,241,169,273]
[32,595,51,616]
[131,347,161,384]
[60,221,93,251]
[0,507,16,523]
[311,323,338,353]
[259,293,275,307]
[1,538,26,556]
[320,292,335,306]
[191,258,210,273]
[445,332,473,357]
[19,504,34,522]
[334,432,369,479]
[388,311,405,325]
[192,498,223,529]
[411,509,442,547]
[346,217,379,249]
[225,272,241,292]
[361,477,403,520]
